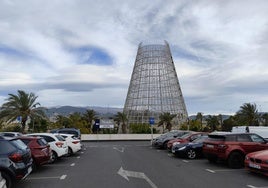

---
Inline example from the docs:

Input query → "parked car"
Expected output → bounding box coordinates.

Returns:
[167,132,208,151]
[0,172,7,188]
[172,135,208,159]
[152,130,190,149]
[28,133,68,163]
[50,128,81,139]
[203,132,268,168]
[0,132,23,139]
[57,133,82,155]
[245,149,268,176]
[18,136,52,168]
[0,137,32,188]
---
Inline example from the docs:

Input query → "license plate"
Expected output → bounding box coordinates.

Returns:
[249,163,261,169]
[206,144,214,148]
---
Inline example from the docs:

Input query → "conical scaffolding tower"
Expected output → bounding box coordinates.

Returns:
[123,41,188,128]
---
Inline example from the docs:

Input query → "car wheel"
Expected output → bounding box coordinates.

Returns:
[2,171,12,188]
[68,147,73,156]
[163,141,168,149]
[187,149,197,159]
[51,151,58,163]
[228,151,244,169]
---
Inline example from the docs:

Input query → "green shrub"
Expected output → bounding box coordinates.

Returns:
[129,123,157,134]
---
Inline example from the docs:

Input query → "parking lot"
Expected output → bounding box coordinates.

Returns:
[17,141,268,188]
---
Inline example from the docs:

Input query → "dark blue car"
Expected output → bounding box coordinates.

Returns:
[171,135,208,159]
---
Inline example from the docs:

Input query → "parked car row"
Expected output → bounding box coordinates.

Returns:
[152,130,268,177]
[0,129,82,188]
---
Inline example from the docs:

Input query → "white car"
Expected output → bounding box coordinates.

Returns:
[57,133,82,155]
[28,133,68,162]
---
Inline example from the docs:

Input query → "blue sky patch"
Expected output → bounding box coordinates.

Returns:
[71,46,113,65]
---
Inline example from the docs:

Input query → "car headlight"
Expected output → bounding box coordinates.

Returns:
[178,146,186,150]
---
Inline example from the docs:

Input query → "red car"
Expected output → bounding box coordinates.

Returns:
[18,136,52,168]
[245,150,268,176]
[203,132,268,168]
[167,132,208,150]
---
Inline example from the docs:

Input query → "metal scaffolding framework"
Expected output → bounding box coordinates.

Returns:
[123,41,188,126]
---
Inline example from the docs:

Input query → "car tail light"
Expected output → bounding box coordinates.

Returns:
[55,142,64,148]
[72,141,80,144]
[9,152,23,162]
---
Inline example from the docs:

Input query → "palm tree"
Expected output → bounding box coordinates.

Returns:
[206,115,219,131]
[158,112,176,132]
[83,109,97,131]
[196,112,203,131]
[0,90,46,133]
[114,112,128,133]
[236,103,259,126]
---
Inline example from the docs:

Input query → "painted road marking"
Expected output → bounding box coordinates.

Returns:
[206,169,216,173]
[60,175,67,180]
[77,156,81,159]
[206,168,244,173]
[28,174,67,180]
[182,160,189,163]
[118,167,158,188]
[70,163,75,166]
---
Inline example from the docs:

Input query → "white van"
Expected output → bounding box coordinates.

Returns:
[232,126,268,139]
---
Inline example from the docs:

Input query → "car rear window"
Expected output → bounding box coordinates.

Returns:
[37,138,48,146]
[10,139,28,150]
[55,135,65,141]
[0,141,16,154]
[20,139,31,145]
[59,130,78,137]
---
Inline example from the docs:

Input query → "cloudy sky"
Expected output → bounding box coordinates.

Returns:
[0,0,268,115]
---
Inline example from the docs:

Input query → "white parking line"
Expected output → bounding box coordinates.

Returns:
[60,175,67,180]
[206,169,216,173]
[28,175,67,180]
[206,168,244,173]
[247,185,257,188]
[247,185,268,188]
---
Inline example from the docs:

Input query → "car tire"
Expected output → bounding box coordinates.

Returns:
[68,147,73,156]
[51,151,58,163]
[2,171,12,188]
[163,141,168,149]
[228,151,244,169]
[187,149,197,159]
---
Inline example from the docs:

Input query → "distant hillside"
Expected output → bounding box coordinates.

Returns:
[45,106,123,118]
[188,114,231,120]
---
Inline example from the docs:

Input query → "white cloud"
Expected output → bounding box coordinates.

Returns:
[0,0,268,115]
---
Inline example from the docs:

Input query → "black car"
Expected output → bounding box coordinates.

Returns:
[0,137,33,188]
[50,128,81,139]
[171,135,208,159]
[152,130,190,149]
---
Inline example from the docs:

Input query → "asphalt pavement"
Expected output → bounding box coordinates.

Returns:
[17,141,268,188]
